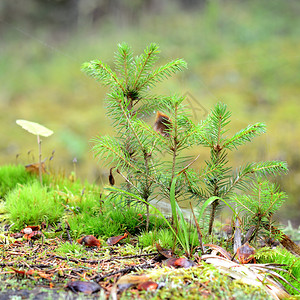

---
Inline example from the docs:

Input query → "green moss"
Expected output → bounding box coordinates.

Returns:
[256,247,300,295]
[5,181,64,230]
[139,228,176,249]
[0,164,37,198]
[67,195,168,239]
[122,264,272,299]
[55,242,85,255]
[67,212,121,239]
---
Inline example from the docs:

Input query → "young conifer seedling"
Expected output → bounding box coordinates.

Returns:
[184,103,288,235]
[83,43,290,255]
[230,177,287,243]
[82,43,187,230]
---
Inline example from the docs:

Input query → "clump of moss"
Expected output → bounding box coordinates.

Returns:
[5,181,64,230]
[0,164,36,198]
[255,247,300,295]
[122,264,272,300]
[139,228,176,249]
[67,196,167,239]
[55,242,85,256]
[67,204,147,239]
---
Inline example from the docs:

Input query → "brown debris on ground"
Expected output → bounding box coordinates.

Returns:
[0,237,160,298]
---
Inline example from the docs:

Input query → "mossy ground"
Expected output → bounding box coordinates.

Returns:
[0,238,272,300]
[0,165,299,299]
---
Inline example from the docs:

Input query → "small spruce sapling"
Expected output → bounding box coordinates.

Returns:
[82,43,187,230]
[230,177,287,243]
[231,178,300,255]
[184,103,288,235]
[82,43,289,248]
[138,94,202,208]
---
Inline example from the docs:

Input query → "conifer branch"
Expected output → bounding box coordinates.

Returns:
[132,43,160,89]
[223,161,288,197]
[82,60,126,94]
[193,122,214,147]
[251,161,288,176]
[223,123,266,150]
[91,136,136,170]
[115,42,133,85]
[117,169,142,194]
[137,59,187,90]
[230,179,287,244]
[208,103,231,144]
[119,105,144,152]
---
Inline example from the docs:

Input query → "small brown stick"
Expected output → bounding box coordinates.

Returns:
[46,252,157,264]
[264,224,300,256]
[190,202,204,254]
[65,221,73,244]
[0,262,53,268]
[93,262,155,282]
[47,254,80,263]
[178,154,200,175]
[102,252,157,262]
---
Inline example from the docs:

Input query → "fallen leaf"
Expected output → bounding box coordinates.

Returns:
[202,254,292,299]
[109,167,115,186]
[107,232,128,246]
[155,243,173,258]
[137,281,158,291]
[11,268,35,276]
[204,244,235,261]
[25,162,46,175]
[27,231,44,240]
[114,275,150,292]
[154,111,172,137]
[66,281,101,294]
[77,235,101,247]
[21,228,32,235]
[164,257,196,268]
[22,225,41,232]
[236,242,256,264]
[10,233,24,239]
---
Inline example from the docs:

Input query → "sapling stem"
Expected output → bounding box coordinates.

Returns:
[37,134,43,186]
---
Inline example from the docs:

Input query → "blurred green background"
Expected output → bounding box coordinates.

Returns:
[1,0,299,225]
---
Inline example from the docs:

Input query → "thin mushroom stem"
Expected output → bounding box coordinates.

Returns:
[37,134,43,186]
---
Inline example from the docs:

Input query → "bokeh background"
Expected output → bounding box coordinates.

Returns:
[1,0,299,225]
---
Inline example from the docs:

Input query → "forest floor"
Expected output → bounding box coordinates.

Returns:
[1,167,299,299]
[0,230,280,300]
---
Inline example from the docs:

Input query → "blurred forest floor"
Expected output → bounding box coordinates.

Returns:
[0,0,300,225]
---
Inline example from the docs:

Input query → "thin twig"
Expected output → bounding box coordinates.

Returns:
[65,221,73,244]
[178,154,200,175]
[116,169,142,194]
[93,262,155,282]
[46,252,157,265]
